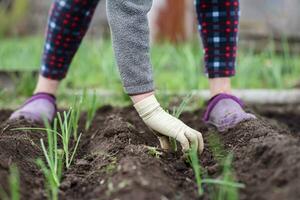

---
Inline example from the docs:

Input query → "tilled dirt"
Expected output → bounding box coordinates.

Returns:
[0,117,46,200]
[1,104,300,200]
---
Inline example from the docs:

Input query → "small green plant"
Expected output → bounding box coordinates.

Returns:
[38,118,63,200]
[69,95,84,141]
[36,152,63,200]
[172,94,193,119]
[214,154,240,200]
[57,110,82,169]
[11,103,83,200]
[187,133,245,198]
[38,118,63,185]
[187,144,244,198]
[85,90,98,131]
[13,108,82,169]
[207,133,243,200]
[146,146,163,158]
[0,164,20,200]
[170,94,193,151]
[34,110,82,200]
[9,165,20,200]
[11,118,63,200]
[207,133,227,163]
[187,144,203,196]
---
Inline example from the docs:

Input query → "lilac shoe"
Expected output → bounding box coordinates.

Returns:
[203,93,256,132]
[9,93,57,123]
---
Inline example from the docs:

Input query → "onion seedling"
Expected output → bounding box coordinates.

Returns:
[85,90,98,131]
[11,110,82,200]
[188,134,245,198]
[9,165,20,200]
[39,118,63,187]
[36,150,63,200]
[147,146,163,158]
[57,110,82,169]
[69,95,84,142]
[11,117,64,200]
[170,94,193,151]
[0,164,20,200]
[187,144,204,196]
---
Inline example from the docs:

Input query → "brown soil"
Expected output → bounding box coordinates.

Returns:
[0,113,46,200]
[1,104,300,200]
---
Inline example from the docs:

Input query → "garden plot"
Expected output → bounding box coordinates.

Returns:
[0,104,300,200]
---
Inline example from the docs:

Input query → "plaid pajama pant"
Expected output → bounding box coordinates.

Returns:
[41,0,239,80]
[195,0,239,78]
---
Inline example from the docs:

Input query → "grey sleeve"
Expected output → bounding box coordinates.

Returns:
[106,0,154,95]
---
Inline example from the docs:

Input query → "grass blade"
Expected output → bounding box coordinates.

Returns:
[202,179,245,188]
[68,133,82,168]
[9,165,20,200]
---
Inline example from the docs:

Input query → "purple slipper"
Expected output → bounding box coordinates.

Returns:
[203,93,256,132]
[9,93,57,123]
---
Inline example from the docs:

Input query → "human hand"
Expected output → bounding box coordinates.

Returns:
[134,95,204,154]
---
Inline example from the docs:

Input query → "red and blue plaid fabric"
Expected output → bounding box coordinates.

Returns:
[195,0,239,78]
[41,0,239,80]
[41,0,100,79]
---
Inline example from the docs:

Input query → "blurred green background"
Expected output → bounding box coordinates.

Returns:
[0,0,300,108]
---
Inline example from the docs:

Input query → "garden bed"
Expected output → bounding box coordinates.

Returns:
[0,104,300,200]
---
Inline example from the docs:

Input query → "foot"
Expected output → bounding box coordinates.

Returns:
[9,93,57,123]
[203,93,256,132]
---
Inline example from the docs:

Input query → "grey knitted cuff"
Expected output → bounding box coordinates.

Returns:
[125,81,155,95]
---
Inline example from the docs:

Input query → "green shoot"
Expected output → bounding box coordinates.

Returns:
[69,95,84,141]
[206,133,245,200]
[172,94,193,118]
[205,154,244,200]
[146,146,163,158]
[216,154,241,200]
[85,90,98,131]
[0,164,20,200]
[207,133,227,163]
[36,152,63,200]
[170,94,193,152]
[40,118,63,187]
[11,110,81,199]
[187,144,244,198]
[11,106,82,170]
[187,144,203,196]
[9,165,20,200]
[168,137,178,152]
[0,187,9,200]
[10,119,63,200]
[57,110,82,169]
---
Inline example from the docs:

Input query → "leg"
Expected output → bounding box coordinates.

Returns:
[10,0,100,123]
[195,0,238,96]
[36,0,100,95]
[195,0,255,131]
